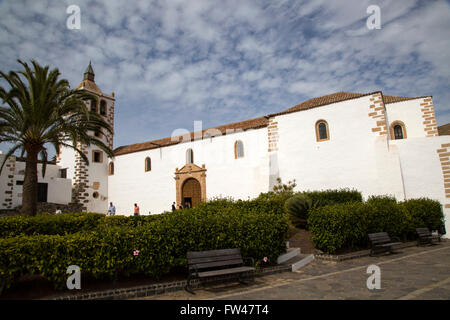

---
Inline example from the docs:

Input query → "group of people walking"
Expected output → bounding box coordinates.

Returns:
[171,201,191,211]
[107,202,140,216]
[107,201,191,216]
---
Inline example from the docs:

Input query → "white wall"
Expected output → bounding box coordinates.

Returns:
[108,127,269,215]
[0,155,72,209]
[385,98,428,139]
[274,95,404,200]
[391,136,450,238]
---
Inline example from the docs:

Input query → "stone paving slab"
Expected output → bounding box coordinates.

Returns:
[134,241,450,300]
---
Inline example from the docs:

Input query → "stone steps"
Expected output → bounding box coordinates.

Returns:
[276,247,300,264]
[277,247,314,272]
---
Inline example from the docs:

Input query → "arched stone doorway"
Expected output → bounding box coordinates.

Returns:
[174,163,207,208]
[182,178,201,208]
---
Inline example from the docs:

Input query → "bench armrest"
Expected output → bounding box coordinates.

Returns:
[243,257,255,267]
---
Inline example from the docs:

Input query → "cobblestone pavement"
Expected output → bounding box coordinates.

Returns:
[136,241,450,300]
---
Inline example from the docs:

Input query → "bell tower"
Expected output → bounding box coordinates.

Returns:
[57,62,115,213]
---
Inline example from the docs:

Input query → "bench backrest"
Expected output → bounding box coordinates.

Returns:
[187,248,243,271]
[368,232,392,245]
[416,227,431,236]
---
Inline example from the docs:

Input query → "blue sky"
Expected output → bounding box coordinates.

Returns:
[0,0,450,152]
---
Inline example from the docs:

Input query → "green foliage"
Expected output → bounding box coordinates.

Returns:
[272,178,297,194]
[303,188,363,207]
[0,200,289,290]
[284,194,313,228]
[0,60,115,216]
[0,213,104,237]
[308,197,445,254]
[308,202,368,253]
[400,198,445,237]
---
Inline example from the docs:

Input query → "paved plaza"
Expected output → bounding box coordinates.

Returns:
[136,241,450,300]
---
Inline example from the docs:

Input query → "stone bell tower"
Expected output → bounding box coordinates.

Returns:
[57,62,115,212]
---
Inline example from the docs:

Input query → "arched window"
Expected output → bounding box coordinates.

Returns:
[235,140,244,159]
[108,162,114,176]
[394,125,403,139]
[145,157,151,172]
[90,99,97,113]
[186,148,194,164]
[315,120,330,142]
[100,100,107,116]
[389,121,407,140]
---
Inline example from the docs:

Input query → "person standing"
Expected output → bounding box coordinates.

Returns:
[171,202,176,211]
[108,202,116,216]
[134,203,140,216]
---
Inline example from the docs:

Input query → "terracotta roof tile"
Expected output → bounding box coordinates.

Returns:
[114,91,429,156]
[383,95,421,104]
[114,116,268,156]
[76,79,102,94]
[438,123,450,136]
[270,91,373,117]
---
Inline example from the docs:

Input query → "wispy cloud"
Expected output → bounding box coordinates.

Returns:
[0,0,449,151]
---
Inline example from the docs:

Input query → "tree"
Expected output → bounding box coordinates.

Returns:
[0,59,114,215]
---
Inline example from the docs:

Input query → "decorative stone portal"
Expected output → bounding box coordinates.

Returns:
[174,164,207,208]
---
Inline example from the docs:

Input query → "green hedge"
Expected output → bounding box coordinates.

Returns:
[0,213,104,238]
[302,188,363,206]
[308,198,445,254]
[0,209,288,289]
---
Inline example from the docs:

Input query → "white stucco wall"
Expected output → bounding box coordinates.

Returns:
[108,127,269,215]
[274,95,404,200]
[0,155,72,209]
[391,136,450,238]
[385,98,429,139]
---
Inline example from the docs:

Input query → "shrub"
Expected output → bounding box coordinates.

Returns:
[0,213,104,238]
[308,197,445,254]
[303,188,363,207]
[308,202,368,253]
[400,198,445,237]
[365,196,407,239]
[0,208,289,290]
[284,194,313,228]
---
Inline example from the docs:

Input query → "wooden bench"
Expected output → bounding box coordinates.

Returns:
[185,248,255,294]
[416,227,441,246]
[368,232,401,256]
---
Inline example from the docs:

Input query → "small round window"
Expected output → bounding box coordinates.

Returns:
[93,192,99,199]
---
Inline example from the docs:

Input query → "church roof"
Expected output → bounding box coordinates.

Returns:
[114,116,268,155]
[76,62,103,94]
[114,91,428,156]
[270,91,370,117]
[438,123,450,136]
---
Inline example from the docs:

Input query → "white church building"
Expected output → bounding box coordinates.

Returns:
[1,64,449,235]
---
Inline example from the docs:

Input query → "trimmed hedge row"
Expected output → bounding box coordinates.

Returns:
[0,196,288,238]
[0,209,288,289]
[308,197,445,254]
[0,213,104,238]
[303,188,363,206]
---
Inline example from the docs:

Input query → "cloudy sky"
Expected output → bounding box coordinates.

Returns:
[0,0,449,151]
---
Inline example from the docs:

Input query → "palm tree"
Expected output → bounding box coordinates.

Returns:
[0,59,114,215]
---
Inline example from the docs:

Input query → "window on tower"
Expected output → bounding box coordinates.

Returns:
[100,100,107,116]
[108,162,114,175]
[93,150,103,163]
[91,99,97,113]
[94,127,102,138]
